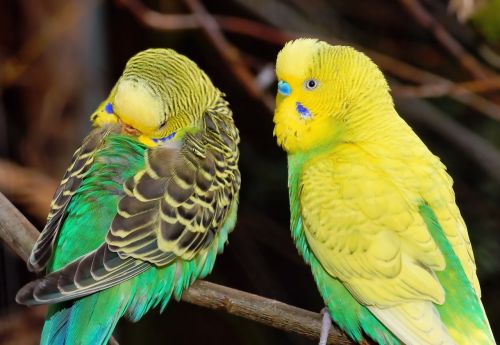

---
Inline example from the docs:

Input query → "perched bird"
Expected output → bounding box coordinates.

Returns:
[273,38,496,345]
[16,48,240,345]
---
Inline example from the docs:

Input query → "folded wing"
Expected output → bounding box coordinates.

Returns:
[17,109,240,305]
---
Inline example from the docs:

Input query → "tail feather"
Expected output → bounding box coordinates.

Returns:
[368,302,457,345]
[41,284,131,345]
[41,305,72,345]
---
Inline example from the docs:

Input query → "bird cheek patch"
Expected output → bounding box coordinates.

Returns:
[152,132,177,145]
[140,131,178,148]
[91,102,119,127]
[105,102,114,114]
[296,102,312,119]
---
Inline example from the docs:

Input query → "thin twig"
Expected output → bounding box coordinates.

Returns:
[216,16,293,46]
[3,0,499,184]
[118,0,292,46]
[395,92,500,184]
[367,49,500,122]
[116,0,283,112]
[183,0,270,107]
[397,0,491,79]
[116,0,295,45]
[0,192,357,344]
[118,0,500,122]
[115,0,198,30]
[392,77,500,98]
[57,0,500,183]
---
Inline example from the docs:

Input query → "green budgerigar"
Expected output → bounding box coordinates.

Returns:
[274,38,496,345]
[16,48,240,345]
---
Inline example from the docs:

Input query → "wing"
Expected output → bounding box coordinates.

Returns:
[300,152,457,345]
[17,105,240,305]
[17,245,151,304]
[27,125,116,273]
[418,157,481,297]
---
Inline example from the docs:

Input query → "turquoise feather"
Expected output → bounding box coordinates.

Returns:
[40,134,237,345]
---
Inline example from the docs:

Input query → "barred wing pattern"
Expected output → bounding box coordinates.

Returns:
[27,126,116,273]
[107,114,240,265]
[17,101,240,305]
[17,245,151,304]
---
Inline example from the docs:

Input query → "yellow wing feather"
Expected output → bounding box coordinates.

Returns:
[301,144,446,305]
[419,162,481,296]
[300,141,479,344]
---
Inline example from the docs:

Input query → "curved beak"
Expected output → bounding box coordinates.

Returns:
[277,80,291,96]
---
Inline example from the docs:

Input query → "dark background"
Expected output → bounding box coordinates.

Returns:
[0,0,499,344]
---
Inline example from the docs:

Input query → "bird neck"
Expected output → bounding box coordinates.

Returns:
[342,96,417,149]
[287,100,420,177]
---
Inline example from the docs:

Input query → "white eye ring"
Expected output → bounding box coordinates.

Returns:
[304,79,319,90]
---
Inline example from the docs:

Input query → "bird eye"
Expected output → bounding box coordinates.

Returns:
[304,79,319,90]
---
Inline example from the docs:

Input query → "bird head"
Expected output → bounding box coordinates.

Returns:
[273,38,393,154]
[91,48,219,146]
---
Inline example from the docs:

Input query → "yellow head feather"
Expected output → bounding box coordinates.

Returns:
[91,48,220,146]
[274,38,394,154]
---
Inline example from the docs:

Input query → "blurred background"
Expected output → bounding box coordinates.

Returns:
[1,0,500,344]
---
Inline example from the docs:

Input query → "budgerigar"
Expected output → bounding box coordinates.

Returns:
[16,48,240,345]
[273,38,496,345]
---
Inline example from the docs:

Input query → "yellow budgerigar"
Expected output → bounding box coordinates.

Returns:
[273,38,496,345]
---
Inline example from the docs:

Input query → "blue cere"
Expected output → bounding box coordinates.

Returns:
[296,102,312,119]
[104,102,114,114]
[152,131,177,143]
[277,80,291,96]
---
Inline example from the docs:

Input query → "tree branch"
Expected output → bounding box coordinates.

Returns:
[364,48,500,122]
[115,0,199,30]
[392,77,500,98]
[0,193,40,262]
[397,0,492,79]
[182,0,274,111]
[183,280,365,345]
[116,0,294,46]
[0,192,358,344]
[395,91,500,183]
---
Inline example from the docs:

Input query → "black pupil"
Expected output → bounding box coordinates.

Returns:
[308,80,316,88]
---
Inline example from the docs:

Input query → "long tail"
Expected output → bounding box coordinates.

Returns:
[41,284,130,345]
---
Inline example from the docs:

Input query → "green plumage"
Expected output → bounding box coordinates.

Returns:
[420,204,491,339]
[16,49,240,345]
[50,135,144,271]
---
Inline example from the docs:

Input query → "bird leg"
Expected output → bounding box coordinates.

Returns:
[319,307,331,345]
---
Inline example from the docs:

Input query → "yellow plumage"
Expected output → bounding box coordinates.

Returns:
[91,48,221,147]
[274,38,494,345]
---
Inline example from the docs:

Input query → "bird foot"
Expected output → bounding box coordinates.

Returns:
[319,307,332,345]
